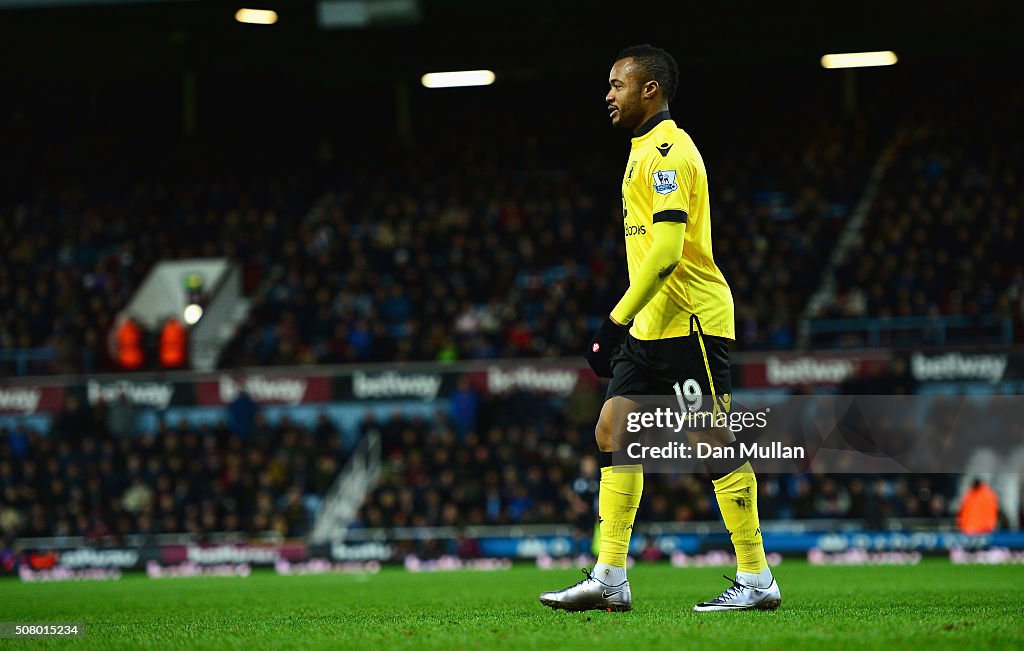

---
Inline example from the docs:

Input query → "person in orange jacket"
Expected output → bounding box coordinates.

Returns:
[113,317,144,370]
[159,317,187,369]
[958,479,999,535]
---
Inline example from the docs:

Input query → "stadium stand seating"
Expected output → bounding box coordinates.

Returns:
[220,114,876,364]
[352,401,959,531]
[0,109,876,375]
[0,77,1011,542]
[819,88,1024,346]
[0,177,316,374]
[0,392,965,540]
[0,408,343,540]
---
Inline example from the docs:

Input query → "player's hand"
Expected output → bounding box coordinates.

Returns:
[585,317,628,378]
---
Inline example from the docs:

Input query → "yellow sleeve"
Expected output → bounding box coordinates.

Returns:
[610,221,685,324]
[651,161,692,223]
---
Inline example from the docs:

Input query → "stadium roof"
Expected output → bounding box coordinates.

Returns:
[2,0,1021,81]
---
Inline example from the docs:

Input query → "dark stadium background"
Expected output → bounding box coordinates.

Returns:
[1,0,1022,577]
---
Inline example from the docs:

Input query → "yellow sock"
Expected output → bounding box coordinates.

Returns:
[712,461,768,574]
[596,465,643,567]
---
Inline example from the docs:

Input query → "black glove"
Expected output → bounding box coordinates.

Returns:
[585,317,628,378]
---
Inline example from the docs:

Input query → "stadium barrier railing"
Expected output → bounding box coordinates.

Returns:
[806,314,1014,348]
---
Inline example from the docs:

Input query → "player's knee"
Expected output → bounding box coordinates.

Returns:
[595,418,615,451]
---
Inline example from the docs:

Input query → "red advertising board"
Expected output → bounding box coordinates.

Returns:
[0,385,66,414]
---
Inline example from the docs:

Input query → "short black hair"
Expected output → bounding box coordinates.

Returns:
[616,44,679,103]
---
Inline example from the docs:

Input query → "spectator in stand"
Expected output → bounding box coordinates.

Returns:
[449,376,479,440]
[51,394,92,449]
[159,317,187,369]
[106,392,138,438]
[226,388,257,439]
[112,316,144,371]
[958,479,999,535]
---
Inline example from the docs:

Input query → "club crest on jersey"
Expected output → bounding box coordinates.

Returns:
[653,170,678,195]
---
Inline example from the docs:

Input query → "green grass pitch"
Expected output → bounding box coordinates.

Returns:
[0,560,1021,649]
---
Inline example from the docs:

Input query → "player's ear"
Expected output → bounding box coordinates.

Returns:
[643,80,659,100]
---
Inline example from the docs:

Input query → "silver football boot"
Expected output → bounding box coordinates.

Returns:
[539,568,632,612]
[692,574,781,612]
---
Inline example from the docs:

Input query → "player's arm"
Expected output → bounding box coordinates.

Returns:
[609,220,685,325]
[584,220,685,377]
[584,158,691,378]
[611,157,692,324]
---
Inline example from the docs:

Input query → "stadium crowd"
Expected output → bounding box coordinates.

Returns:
[0,390,963,542]
[818,89,1024,345]
[0,73,1006,546]
[0,400,342,541]
[0,177,315,375]
[219,115,873,365]
[352,397,958,532]
[1,109,874,375]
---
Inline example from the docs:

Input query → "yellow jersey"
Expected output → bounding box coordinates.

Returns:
[621,111,735,340]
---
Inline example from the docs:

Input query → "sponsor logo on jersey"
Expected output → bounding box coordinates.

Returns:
[653,169,678,194]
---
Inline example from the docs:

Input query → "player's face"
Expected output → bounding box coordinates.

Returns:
[606,58,644,130]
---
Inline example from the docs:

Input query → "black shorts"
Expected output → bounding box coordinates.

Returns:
[606,326,732,406]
